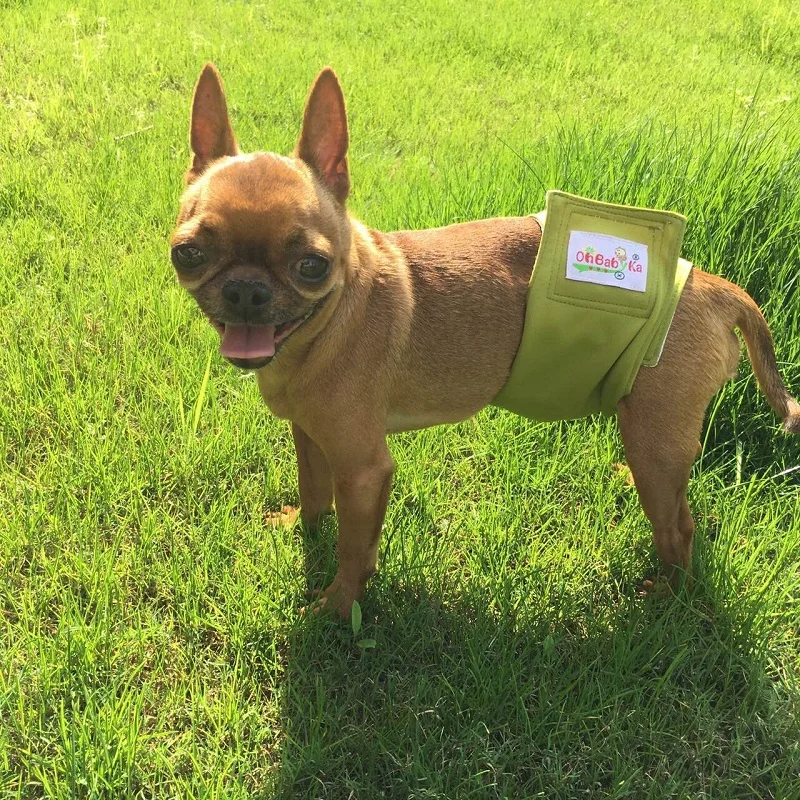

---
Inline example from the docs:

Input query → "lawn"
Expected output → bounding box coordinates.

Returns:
[1,0,800,797]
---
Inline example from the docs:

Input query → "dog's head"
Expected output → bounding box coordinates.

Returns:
[170,65,352,370]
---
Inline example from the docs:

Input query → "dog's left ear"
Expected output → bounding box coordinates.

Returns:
[296,68,349,204]
[187,63,239,184]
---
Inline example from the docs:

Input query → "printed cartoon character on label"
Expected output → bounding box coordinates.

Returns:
[609,246,625,279]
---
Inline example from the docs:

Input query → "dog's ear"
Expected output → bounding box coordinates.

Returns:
[295,68,349,204]
[187,63,238,184]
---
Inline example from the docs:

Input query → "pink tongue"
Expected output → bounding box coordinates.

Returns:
[219,324,276,360]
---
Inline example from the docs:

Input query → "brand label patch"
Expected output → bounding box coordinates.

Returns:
[566,231,648,293]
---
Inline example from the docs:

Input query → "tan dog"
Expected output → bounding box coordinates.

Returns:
[170,64,800,617]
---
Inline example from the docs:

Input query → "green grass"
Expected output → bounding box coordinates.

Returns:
[2,0,800,797]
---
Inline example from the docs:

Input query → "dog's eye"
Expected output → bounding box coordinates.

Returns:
[172,244,206,271]
[296,255,330,283]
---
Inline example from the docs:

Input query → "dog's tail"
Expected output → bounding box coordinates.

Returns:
[732,286,800,433]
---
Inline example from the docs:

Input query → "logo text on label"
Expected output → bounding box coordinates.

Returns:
[565,231,648,293]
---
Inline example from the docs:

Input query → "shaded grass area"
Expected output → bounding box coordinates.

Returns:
[1,0,800,797]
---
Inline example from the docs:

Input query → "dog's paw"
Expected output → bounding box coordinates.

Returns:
[637,571,693,598]
[636,576,675,598]
[301,576,359,620]
[266,505,301,529]
[612,462,635,487]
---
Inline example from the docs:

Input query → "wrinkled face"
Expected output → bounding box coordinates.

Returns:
[171,154,349,370]
[172,64,351,370]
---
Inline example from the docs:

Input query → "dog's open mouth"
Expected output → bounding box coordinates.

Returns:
[207,303,323,369]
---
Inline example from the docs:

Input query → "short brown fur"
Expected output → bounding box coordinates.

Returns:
[171,65,800,616]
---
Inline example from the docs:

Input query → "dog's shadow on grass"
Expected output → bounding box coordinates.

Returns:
[253,524,798,798]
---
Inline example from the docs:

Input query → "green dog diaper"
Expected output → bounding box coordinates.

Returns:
[493,190,693,421]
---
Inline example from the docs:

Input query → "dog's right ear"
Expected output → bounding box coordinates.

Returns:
[186,63,238,184]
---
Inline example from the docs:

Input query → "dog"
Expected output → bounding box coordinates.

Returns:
[170,63,800,617]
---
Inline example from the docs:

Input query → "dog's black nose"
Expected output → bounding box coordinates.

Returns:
[222,280,271,313]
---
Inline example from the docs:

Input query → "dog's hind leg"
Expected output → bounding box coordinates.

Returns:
[617,392,704,592]
[617,269,748,591]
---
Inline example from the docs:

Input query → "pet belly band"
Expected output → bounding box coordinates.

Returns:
[492,190,693,421]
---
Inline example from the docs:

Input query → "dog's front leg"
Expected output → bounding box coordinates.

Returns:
[289,423,337,593]
[311,433,394,617]
[292,423,334,527]
[268,424,333,530]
